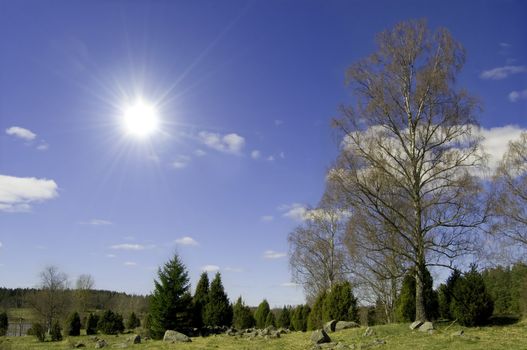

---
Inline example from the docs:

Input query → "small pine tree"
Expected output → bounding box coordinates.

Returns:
[396,267,439,321]
[203,272,232,327]
[323,281,359,322]
[0,312,8,336]
[307,290,326,330]
[438,269,461,320]
[254,299,270,329]
[149,253,193,339]
[50,320,62,341]
[232,297,255,329]
[450,265,494,326]
[31,322,46,342]
[192,272,209,328]
[66,311,81,336]
[97,310,124,335]
[265,311,276,327]
[126,312,141,329]
[86,313,99,335]
[277,306,291,329]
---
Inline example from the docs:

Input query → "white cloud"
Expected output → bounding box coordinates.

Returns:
[194,149,207,157]
[110,243,154,250]
[274,120,284,126]
[280,282,300,287]
[172,155,191,169]
[201,264,220,273]
[175,236,199,246]
[36,142,49,151]
[279,203,308,221]
[0,241,3,248]
[279,152,285,159]
[198,131,245,155]
[508,89,527,102]
[260,215,274,222]
[106,254,116,258]
[267,155,275,161]
[263,250,287,259]
[80,219,112,226]
[251,150,261,159]
[224,266,244,273]
[480,65,527,80]
[5,126,36,141]
[0,174,58,212]
[477,125,527,172]
[124,261,137,266]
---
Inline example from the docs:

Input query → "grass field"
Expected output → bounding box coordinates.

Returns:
[1,320,526,350]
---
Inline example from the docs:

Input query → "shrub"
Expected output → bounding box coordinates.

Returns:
[31,322,46,342]
[307,290,326,330]
[232,297,255,329]
[451,265,494,326]
[66,311,81,336]
[97,310,124,335]
[0,312,8,336]
[86,313,99,335]
[291,304,310,331]
[254,300,270,329]
[265,311,276,327]
[50,320,62,341]
[126,312,141,329]
[323,281,359,322]
[277,306,291,329]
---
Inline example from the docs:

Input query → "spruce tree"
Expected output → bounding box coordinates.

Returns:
[307,290,326,330]
[86,313,99,335]
[66,311,81,336]
[277,306,291,329]
[323,281,358,322]
[126,312,141,329]
[192,272,209,328]
[396,267,438,321]
[0,312,8,336]
[203,272,232,327]
[50,320,62,341]
[265,311,276,327]
[254,299,270,329]
[149,253,193,339]
[97,310,124,335]
[438,269,461,319]
[232,296,255,329]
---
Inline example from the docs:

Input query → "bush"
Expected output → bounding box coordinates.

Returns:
[307,290,326,330]
[438,269,461,320]
[323,281,359,322]
[254,300,270,329]
[264,311,276,327]
[86,313,99,335]
[396,267,439,321]
[31,322,46,342]
[0,312,8,336]
[97,310,124,335]
[50,320,62,341]
[126,312,141,329]
[277,306,291,329]
[232,297,255,329]
[450,265,494,326]
[291,304,310,331]
[66,311,81,336]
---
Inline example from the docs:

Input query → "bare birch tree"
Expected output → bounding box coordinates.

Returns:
[330,20,486,321]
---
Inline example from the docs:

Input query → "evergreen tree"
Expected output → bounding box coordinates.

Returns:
[31,322,46,342]
[0,312,8,336]
[66,311,81,336]
[97,310,124,335]
[149,253,193,339]
[438,269,461,319]
[396,267,438,321]
[126,312,141,329]
[203,272,232,327]
[307,290,326,330]
[451,265,494,326]
[277,306,291,329]
[323,281,358,322]
[254,299,270,329]
[50,320,62,341]
[265,311,276,327]
[86,313,99,335]
[192,272,209,328]
[232,296,255,329]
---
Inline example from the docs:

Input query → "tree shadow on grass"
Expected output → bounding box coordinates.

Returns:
[487,315,520,326]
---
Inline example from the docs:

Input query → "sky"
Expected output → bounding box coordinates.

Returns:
[0,0,526,307]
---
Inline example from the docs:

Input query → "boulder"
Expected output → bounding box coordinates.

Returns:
[95,340,107,349]
[363,327,375,337]
[323,320,338,333]
[163,330,192,343]
[311,329,331,344]
[128,334,141,344]
[418,322,434,332]
[335,321,359,331]
[409,320,423,330]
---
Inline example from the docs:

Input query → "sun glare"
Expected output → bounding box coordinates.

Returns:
[122,100,159,138]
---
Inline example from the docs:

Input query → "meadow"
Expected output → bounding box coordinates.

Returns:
[1,320,526,350]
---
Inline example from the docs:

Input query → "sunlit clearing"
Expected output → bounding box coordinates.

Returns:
[122,100,159,138]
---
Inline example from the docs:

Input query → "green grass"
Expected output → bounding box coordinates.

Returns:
[0,320,526,349]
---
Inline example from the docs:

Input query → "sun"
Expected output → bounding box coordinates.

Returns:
[122,100,159,138]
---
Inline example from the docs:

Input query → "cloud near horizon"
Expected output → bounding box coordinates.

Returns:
[263,250,287,259]
[201,264,220,273]
[174,236,199,246]
[0,174,58,212]
[110,243,155,250]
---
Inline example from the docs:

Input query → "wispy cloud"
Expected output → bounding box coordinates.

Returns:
[5,126,36,141]
[124,261,137,266]
[280,282,300,287]
[267,155,275,162]
[0,174,58,213]
[172,155,191,169]
[274,120,284,126]
[194,149,207,157]
[175,236,199,246]
[36,142,49,151]
[0,242,3,249]
[260,215,274,222]
[251,150,261,159]
[279,203,307,221]
[110,243,155,251]
[224,266,244,273]
[480,65,527,80]
[263,250,287,259]
[106,254,116,258]
[508,89,527,102]
[80,219,112,226]
[198,131,245,155]
[201,264,220,272]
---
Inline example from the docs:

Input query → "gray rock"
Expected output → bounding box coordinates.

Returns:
[419,322,434,332]
[335,321,360,331]
[311,329,331,344]
[323,320,338,333]
[409,320,423,330]
[128,334,141,344]
[363,327,375,337]
[74,343,86,348]
[162,330,192,343]
[95,340,107,349]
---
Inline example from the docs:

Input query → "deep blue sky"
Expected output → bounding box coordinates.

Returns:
[1,0,526,306]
